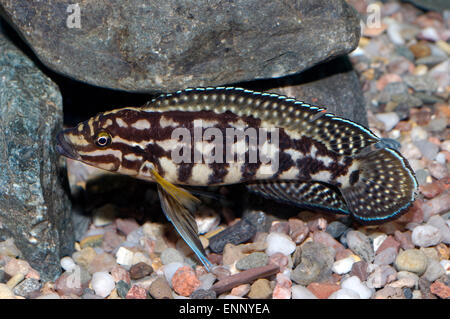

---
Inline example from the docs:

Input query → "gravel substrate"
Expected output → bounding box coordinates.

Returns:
[0,0,448,299]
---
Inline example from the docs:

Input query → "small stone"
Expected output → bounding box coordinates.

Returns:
[366,265,397,289]
[87,253,117,274]
[115,247,134,267]
[149,276,173,299]
[375,112,399,131]
[428,162,448,180]
[0,283,15,299]
[395,231,415,250]
[422,192,450,221]
[350,261,369,282]
[54,271,83,296]
[376,73,402,92]
[340,276,373,299]
[312,231,346,253]
[270,221,290,234]
[307,282,340,299]
[427,215,450,244]
[12,278,41,298]
[79,234,104,249]
[230,284,251,297]
[116,218,140,236]
[125,285,148,299]
[222,243,245,267]
[269,253,289,272]
[404,74,438,92]
[110,265,131,284]
[189,289,216,299]
[395,249,428,275]
[328,288,361,299]
[272,285,291,299]
[160,247,185,265]
[346,231,375,263]
[198,273,216,291]
[102,230,124,253]
[326,221,348,239]
[91,272,115,298]
[332,256,356,275]
[374,286,405,299]
[376,236,400,254]
[116,280,130,298]
[412,225,442,247]
[60,256,77,272]
[291,242,334,286]
[248,278,272,299]
[36,293,60,299]
[429,281,450,299]
[209,219,256,253]
[236,252,269,271]
[4,258,31,277]
[129,262,153,280]
[409,42,431,59]
[374,247,398,266]
[0,238,21,258]
[288,218,309,244]
[390,271,419,289]
[291,285,317,299]
[92,204,117,226]
[423,259,445,282]
[6,273,24,289]
[265,232,296,256]
[72,247,97,269]
[164,262,185,286]
[172,266,200,297]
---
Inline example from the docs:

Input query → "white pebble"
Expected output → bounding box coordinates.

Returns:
[91,272,115,298]
[411,225,442,247]
[436,152,446,164]
[375,112,399,132]
[440,260,450,275]
[387,22,405,45]
[265,232,296,256]
[332,256,356,275]
[373,234,388,253]
[60,256,77,272]
[427,215,450,244]
[419,27,440,42]
[291,285,318,299]
[341,276,374,299]
[163,262,184,287]
[328,288,361,299]
[115,246,134,267]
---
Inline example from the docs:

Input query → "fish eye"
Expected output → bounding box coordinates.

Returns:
[95,131,111,147]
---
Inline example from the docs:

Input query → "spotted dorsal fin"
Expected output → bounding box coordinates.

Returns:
[146,87,380,156]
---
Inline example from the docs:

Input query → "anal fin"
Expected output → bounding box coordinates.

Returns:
[246,181,350,215]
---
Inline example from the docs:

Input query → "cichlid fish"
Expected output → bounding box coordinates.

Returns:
[56,87,418,270]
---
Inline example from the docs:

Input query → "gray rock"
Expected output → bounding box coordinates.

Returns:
[414,139,439,161]
[346,231,374,263]
[326,221,349,239]
[422,259,445,283]
[366,265,397,289]
[116,280,130,299]
[160,248,185,265]
[0,26,73,281]
[404,75,438,93]
[12,278,42,298]
[291,241,335,286]
[190,289,216,299]
[209,219,256,254]
[0,0,360,92]
[236,252,269,271]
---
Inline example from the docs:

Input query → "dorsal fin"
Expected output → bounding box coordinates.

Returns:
[145,87,380,156]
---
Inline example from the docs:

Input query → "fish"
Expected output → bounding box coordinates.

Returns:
[56,86,418,270]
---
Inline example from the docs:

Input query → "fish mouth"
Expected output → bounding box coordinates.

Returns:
[56,131,81,160]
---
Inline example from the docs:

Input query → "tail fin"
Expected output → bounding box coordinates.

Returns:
[340,147,418,223]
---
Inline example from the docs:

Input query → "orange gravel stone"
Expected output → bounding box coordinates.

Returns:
[430,281,450,299]
[307,282,340,299]
[171,266,200,297]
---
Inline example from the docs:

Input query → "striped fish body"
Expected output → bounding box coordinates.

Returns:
[56,87,418,269]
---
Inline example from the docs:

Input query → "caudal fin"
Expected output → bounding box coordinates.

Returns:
[340,147,418,223]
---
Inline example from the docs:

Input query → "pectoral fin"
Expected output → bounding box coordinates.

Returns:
[152,169,211,270]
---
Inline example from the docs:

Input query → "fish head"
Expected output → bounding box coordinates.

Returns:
[56,109,147,174]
